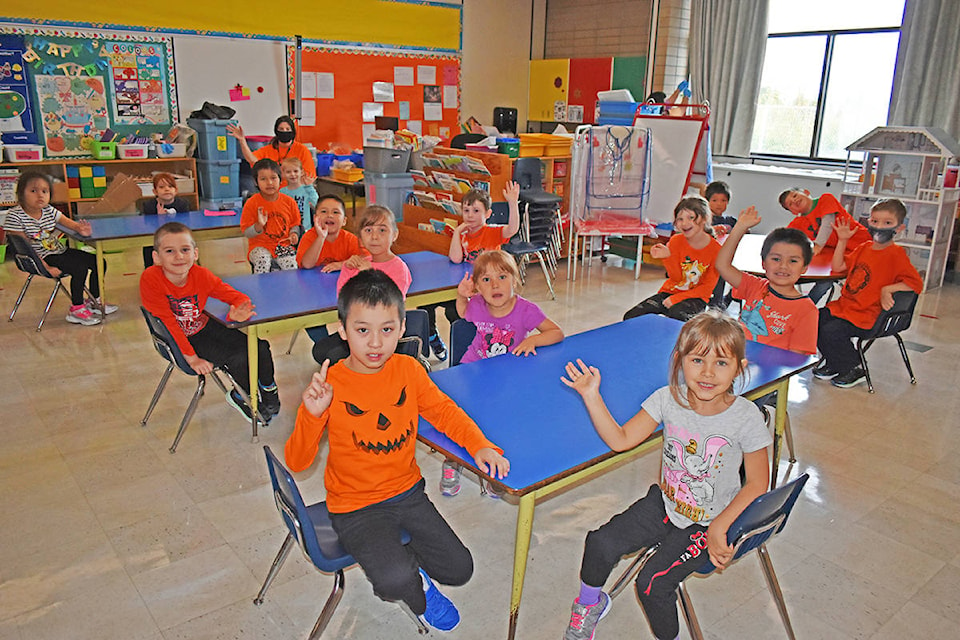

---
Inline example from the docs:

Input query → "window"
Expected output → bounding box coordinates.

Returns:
[750,0,905,161]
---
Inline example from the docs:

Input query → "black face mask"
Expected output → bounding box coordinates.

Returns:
[276,130,295,143]
[867,224,897,244]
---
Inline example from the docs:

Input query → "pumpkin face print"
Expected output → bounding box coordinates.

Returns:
[345,386,414,455]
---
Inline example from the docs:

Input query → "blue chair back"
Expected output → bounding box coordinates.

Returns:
[262,446,354,574]
[8,234,56,278]
[489,201,510,225]
[695,473,809,575]
[140,306,200,376]
[449,319,478,367]
[513,157,543,192]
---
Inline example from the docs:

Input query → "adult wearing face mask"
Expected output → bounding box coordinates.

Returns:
[228,116,317,185]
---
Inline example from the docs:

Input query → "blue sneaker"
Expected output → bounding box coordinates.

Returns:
[418,569,460,632]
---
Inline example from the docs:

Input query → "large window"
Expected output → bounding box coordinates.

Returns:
[750,0,905,161]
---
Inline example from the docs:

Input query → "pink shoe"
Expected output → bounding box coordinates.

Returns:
[66,304,101,326]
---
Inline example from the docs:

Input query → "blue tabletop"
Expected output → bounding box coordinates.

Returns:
[419,314,816,493]
[206,251,471,327]
[76,210,241,241]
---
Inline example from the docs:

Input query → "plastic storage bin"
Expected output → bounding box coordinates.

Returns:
[596,101,639,125]
[187,118,238,160]
[4,144,44,162]
[363,146,411,173]
[197,158,241,199]
[90,141,117,160]
[331,167,363,182]
[200,197,243,212]
[316,152,335,177]
[155,142,187,158]
[364,171,414,221]
[117,144,149,159]
[497,137,520,158]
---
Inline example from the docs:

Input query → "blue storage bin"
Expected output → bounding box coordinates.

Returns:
[316,153,335,177]
[197,158,241,199]
[187,118,238,160]
[333,152,364,169]
[596,101,640,125]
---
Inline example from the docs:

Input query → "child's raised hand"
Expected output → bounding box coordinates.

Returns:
[649,243,670,260]
[512,336,539,357]
[456,272,475,298]
[503,180,521,203]
[707,523,734,572]
[228,300,256,322]
[474,447,510,480]
[302,361,334,417]
[561,359,601,396]
[833,218,856,241]
[257,207,268,229]
[226,122,244,140]
[735,206,761,230]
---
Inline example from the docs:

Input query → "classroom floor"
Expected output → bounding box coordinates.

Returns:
[1,236,958,640]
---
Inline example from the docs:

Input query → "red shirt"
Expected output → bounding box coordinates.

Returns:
[658,234,721,305]
[826,242,923,329]
[787,193,871,251]
[460,225,506,263]
[732,273,819,355]
[240,193,302,259]
[296,228,366,268]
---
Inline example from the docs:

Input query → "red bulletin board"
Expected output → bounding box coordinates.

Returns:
[568,58,612,125]
[287,46,460,150]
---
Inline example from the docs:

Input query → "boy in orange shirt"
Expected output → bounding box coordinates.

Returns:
[815,198,923,388]
[140,221,280,421]
[421,182,520,360]
[287,269,509,632]
[241,158,302,274]
[295,194,366,271]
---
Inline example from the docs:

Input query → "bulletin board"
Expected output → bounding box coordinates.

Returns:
[0,25,176,156]
[287,45,460,150]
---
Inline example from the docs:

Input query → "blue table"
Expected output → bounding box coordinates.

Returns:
[64,210,241,306]
[206,251,471,436]
[418,314,816,639]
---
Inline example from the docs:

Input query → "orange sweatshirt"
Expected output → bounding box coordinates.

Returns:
[285,355,501,513]
[296,228,366,268]
[658,233,721,305]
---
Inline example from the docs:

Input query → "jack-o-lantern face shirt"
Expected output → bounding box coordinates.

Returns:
[286,355,501,513]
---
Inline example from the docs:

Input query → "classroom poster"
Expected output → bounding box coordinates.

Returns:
[103,41,170,124]
[34,74,109,156]
[0,34,39,144]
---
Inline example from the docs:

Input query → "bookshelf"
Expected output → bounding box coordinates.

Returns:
[842,126,960,290]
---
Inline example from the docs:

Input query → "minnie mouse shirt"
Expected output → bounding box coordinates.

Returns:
[461,295,546,364]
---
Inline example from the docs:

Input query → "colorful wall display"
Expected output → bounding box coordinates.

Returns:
[0,33,38,144]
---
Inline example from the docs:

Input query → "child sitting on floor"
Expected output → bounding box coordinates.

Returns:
[241,158,301,273]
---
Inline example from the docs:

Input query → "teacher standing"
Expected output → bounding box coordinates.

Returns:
[227,115,317,184]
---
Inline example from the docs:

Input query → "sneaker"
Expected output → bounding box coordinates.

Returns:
[66,304,101,326]
[418,569,460,632]
[260,387,281,421]
[85,298,118,315]
[832,367,867,389]
[225,389,254,421]
[564,592,611,640]
[812,362,840,380]
[440,461,461,497]
[429,333,448,361]
[482,479,504,500]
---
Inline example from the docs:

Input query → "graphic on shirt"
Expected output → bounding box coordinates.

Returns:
[165,293,205,336]
[844,262,870,295]
[462,241,485,264]
[346,386,415,455]
[34,228,63,253]
[481,326,515,357]
[677,255,708,291]
[263,212,292,245]
[662,432,732,522]
[739,298,769,338]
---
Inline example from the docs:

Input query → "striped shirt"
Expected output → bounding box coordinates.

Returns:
[2,205,67,258]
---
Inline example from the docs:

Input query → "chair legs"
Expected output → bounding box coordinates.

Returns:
[308,568,347,640]
[608,545,659,599]
[169,373,208,454]
[8,274,70,332]
[535,250,556,300]
[285,330,300,355]
[757,544,797,640]
[254,532,297,606]
[677,580,705,640]
[141,363,176,428]
[857,334,917,394]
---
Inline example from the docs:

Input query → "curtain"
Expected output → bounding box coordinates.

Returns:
[689,0,769,157]
[888,0,960,142]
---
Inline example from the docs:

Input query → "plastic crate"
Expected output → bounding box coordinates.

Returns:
[4,144,43,162]
[90,141,117,160]
[316,152,335,177]
[331,167,363,182]
[596,101,639,125]
[197,158,241,199]
[155,142,187,158]
[118,144,149,159]
[364,171,414,221]
[200,197,243,212]
[363,146,411,173]
[187,118,238,160]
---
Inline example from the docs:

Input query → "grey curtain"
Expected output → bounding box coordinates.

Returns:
[888,0,960,142]
[689,0,769,157]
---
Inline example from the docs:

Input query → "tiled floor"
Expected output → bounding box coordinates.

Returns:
[1,236,958,640]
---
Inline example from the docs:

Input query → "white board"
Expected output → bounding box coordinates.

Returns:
[635,115,707,225]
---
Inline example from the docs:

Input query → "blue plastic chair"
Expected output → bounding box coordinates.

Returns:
[6,234,90,331]
[449,319,478,367]
[609,473,809,640]
[140,306,262,453]
[255,446,427,638]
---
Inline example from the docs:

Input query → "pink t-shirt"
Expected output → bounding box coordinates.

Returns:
[461,295,546,363]
[336,255,412,297]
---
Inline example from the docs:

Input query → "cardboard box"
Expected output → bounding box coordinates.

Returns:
[51,181,69,203]
[76,172,143,215]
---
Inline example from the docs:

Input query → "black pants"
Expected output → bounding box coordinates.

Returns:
[329,479,473,615]
[817,307,870,373]
[44,248,102,306]
[188,320,274,394]
[419,300,460,337]
[623,292,706,322]
[580,484,710,640]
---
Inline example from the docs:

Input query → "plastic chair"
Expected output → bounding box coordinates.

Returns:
[449,133,486,149]
[449,319,478,367]
[854,290,919,393]
[255,446,428,638]
[608,474,809,640]
[140,306,264,453]
[490,202,556,300]
[6,234,90,331]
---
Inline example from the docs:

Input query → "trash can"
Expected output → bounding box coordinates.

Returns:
[363,171,414,221]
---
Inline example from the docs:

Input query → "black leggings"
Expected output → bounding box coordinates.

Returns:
[187,320,275,394]
[419,300,460,337]
[45,248,102,305]
[623,292,706,322]
[580,484,710,640]
[329,479,473,615]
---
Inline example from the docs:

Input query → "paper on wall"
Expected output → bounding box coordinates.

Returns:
[442,86,457,109]
[424,102,443,121]
[300,72,317,98]
[399,101,411,120]
[407,120,422,135]
[417,65,436,85]
[373,82,394,103]
[300,100,316,126]
[394,66,414,86]
[362,124,376,142]
[316,72,335,99]
[362,102,384,122]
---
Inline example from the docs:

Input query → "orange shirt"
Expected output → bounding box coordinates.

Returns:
[826,241,923,329]
[240,193,302,259]
[252,142,317,183]
[658,233,721,305]
[787,193,871,251]
[139,265,248,357]
[459,225,506,263]
[285,355,501,513]
[296,228,366,268]
[732,273,819,355]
